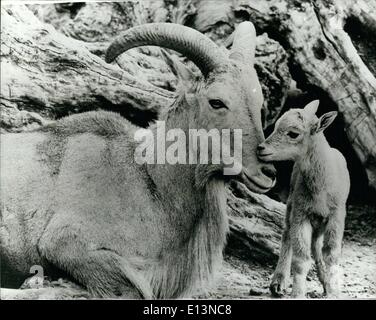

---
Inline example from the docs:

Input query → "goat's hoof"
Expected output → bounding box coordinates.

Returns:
[269,280,287,297]
[269,273,289,297]
[270,283,285,297]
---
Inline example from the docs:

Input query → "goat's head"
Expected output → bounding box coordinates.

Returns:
[258,100,338,162]
[106,22,276,193]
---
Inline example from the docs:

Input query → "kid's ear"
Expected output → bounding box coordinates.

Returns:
[304,100,320,117]
[160,49,196,84]
[313,111,338,133]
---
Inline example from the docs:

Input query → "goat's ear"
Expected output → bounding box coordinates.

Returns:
[303,100,320,118]
[160,49,195,84]
[313,111,338,133]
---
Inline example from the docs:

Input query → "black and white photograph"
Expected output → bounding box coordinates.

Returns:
[1,0,375,306]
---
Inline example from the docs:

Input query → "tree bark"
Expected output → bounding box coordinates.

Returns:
[1,5,175,130]
[227,181,284,263]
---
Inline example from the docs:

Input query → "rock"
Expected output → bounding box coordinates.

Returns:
[249,287,265,296]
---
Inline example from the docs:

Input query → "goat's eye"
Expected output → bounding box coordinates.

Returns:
[209,99,228,110]
[287,131,300,139]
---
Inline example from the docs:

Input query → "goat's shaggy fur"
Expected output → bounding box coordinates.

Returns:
[1,110,228,298]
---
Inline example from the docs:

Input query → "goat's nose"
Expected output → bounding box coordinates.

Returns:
[261,165,277,180]
[257,144,265,152]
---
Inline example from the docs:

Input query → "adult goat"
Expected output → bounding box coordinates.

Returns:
[0,22,276,299]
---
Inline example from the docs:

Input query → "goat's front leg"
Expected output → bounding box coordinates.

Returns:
[38,218,152,299]
[322,209,345,298]
[291,218,312,298]
[270,204,292,297]
[270,227,292,297]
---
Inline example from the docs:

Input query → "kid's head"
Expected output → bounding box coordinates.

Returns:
[257,100,337,162]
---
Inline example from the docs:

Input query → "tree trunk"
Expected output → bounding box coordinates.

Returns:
[227,181,284,263]
[1,5,175,130]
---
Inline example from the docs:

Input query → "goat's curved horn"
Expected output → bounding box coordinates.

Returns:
[105,23,227,76]
[229,22,257,63]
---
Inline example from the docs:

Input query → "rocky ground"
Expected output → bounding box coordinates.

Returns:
[200,204,376,299]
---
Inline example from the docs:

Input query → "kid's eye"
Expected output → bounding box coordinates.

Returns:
[287,131,300,139]
[209,99,228,110]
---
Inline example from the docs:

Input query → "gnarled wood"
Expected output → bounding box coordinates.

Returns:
[1,5,175,130]
[227,181,285,263]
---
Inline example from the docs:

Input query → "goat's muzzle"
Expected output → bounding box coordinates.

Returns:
[257,142,275,162]
[241,163,276,194]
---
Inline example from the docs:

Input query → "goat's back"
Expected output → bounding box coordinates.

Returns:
[326,147,350,200]
[0,111,165,279]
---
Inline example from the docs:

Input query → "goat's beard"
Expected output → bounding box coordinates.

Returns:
[195,164,226,189]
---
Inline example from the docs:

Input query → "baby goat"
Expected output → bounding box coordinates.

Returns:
[258,100,350,298]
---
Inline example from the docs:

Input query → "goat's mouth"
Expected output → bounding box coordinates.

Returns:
[241,171,274,194]
[257,153,274,162]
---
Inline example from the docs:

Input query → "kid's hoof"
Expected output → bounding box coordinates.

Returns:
[270,273,289,297]
[270,282,287,297]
